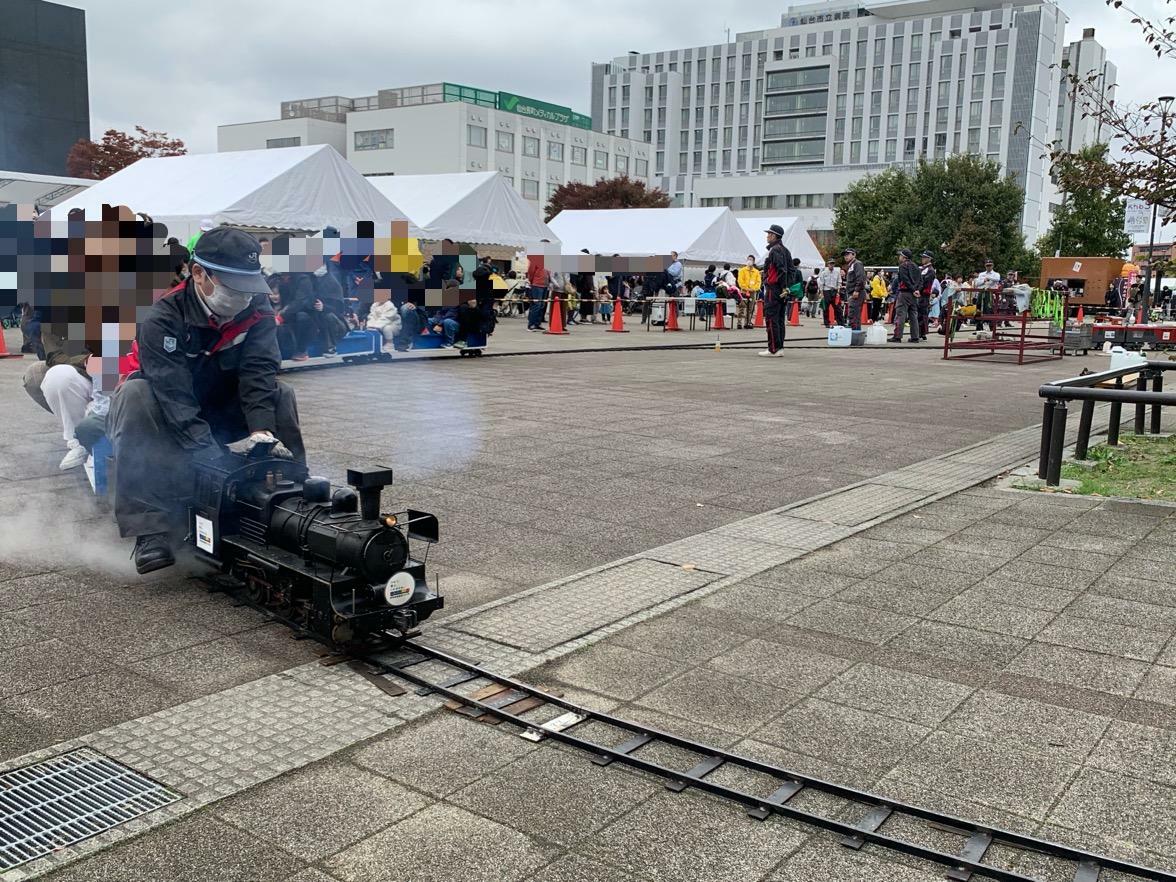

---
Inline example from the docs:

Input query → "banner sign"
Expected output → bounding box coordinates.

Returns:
[498,91,592,130]
[1124,199,1151,234]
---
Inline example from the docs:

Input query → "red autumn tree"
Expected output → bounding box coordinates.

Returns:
[66,126,187,179]
[543,175,670,222]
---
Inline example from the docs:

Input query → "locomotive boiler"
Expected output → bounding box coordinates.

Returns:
[188,449,442,648]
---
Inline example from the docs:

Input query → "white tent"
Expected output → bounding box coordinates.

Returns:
[367,172,556,248]
[51,145,420,240]
[0,170,92,208]
[737,217,825,272]
[547,207,756,264]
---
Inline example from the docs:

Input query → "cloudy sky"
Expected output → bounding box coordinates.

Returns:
[63,0,1170,154]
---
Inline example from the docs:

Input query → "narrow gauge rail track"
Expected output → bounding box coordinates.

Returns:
[351,640,1175,882]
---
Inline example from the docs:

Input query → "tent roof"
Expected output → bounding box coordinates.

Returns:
[51,145,420,236]
[737,217,825,270]
[367,172,556,248]
[0,170,92,207]
[547,207,756,264]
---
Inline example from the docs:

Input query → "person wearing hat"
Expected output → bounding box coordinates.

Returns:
[916,250,936,340]
[842,248,866,331]
[889,248,922,343]
[973,258,1002,332]
[758,224,793,357]
[817,257,842,328]
[107,226,306,574]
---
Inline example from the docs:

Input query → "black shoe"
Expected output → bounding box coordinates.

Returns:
[134,533,174,575]
[888,337,902,343]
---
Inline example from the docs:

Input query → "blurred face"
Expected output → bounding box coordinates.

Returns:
[746,255,754,266]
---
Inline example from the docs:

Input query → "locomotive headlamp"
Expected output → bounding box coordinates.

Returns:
[383,515,398,527]
[382,571,415,607]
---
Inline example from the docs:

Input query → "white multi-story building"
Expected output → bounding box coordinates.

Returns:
[592,0,1114,244]
[1056,28,1117,156]
[219,83,652,214]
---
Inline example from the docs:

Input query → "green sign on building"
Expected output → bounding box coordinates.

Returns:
[497,90,592,130]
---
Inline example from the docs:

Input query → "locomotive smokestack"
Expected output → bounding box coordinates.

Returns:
[346,466,396,522]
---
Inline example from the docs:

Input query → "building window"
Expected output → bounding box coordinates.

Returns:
[496,130,514,152]
[635,157,648,177]
[571,145,587,166]
[354,128,393,151]
[521,179,539,199]
[987,126,1001,152]
[615,154,630,175]
[467,125,487,148]
[547,140,564,161]
[266,137,301,149]
[594,150,609,170]
[885,139,896,161]
[520,136,539,157]
[547,183,560,199]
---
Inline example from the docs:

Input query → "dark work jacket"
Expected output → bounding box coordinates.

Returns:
[918,264,936,296]
[763,242,792,293]
[897,261,921,293]
[844,260,866,297]
[136,279,281,451]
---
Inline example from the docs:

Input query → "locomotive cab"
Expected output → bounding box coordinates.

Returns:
[189,455,443,648]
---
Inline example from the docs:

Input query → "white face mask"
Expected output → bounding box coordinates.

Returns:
[200,275,252,318]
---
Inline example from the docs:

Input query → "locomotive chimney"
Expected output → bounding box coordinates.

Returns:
[346,466,395,521]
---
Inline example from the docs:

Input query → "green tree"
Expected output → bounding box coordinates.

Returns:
[1037,144,1132,257]
[834,155,1033,278]
[543,175,670,222]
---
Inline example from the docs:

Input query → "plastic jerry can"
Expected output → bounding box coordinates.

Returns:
[827,326,853,347]
[866,323,889,345]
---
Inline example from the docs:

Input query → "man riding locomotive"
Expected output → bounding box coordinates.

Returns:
[109,227,305,574]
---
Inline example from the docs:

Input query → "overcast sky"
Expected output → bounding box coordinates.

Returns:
[62,0,1170,154]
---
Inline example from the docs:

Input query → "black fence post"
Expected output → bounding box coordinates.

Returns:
[1151,372,1164,435]
[1046,400,1069,487]
[1039,399,1057,479]
[1135,374,1149,435]
[1108,377,1123,446]
[1075,399,1095,460]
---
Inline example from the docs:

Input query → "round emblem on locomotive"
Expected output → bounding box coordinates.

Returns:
[383,571,415,607]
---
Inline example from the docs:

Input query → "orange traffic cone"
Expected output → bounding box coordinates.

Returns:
[788,299,800,326]
[826,304,837,326]
[753,299,765,328]
[665,297,681,331]
[0,328,18,358]
[886,301,895,324]
[544,294,569,335]
[861,301,871,326]
[712,298,726,330]
[606,297,628,333]
[1076,304,1084,323]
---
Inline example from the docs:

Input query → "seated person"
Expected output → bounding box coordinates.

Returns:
[19,302,42,356]
[365,290,402,351]
[22,325,93,470]
[266,275,301,360]
[279,270,348,359]
[426,306,461,348]
[108,227,304,574]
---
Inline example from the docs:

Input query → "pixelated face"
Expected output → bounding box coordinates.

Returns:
[1,202,173,361]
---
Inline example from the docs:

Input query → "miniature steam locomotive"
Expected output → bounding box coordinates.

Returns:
[188,450,443,649]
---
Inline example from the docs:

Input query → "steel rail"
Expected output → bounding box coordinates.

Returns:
[371,640,1176,882]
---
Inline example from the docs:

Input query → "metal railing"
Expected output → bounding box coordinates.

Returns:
[1037,360,1176,486]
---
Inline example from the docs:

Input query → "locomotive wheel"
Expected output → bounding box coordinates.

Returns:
[331,623,354,645]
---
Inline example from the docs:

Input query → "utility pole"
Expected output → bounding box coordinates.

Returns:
[1143,95,1174,317]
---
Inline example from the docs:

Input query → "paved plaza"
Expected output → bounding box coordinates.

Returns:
[1,322,1174,881]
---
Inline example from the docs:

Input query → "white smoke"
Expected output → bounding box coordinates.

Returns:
[0,493,137,578]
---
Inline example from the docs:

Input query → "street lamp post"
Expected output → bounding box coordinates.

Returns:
[1143,95,1174,317]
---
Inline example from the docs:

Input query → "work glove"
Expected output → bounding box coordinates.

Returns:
[227,431,293,459]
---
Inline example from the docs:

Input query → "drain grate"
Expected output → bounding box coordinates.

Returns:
[0,748,181,870]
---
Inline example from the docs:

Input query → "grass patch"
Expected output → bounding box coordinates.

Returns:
[1060,434,1176,500]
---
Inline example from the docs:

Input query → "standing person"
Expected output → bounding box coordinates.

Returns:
[575,264,596,323]
[736,254,761,329]
[973,258,1002,332]
[869,270,887,322]
[818,258,843,327]
[805,269,820,317]
[665,251,684,296]
[472,255,497,334]
[889,249,921,343]
[842,248,866,331]
[526,247,550,331]
[917,250,936,341]
[758,224,793,357]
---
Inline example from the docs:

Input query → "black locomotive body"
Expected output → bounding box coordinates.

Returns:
[188,454,443,648]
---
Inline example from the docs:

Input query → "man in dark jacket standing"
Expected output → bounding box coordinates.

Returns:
[890,249,922,343]
[842,248,866,331]
[916,250,936,341]
[108,227,305,574]
[758,224,793,357]
[472,255,497,334]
